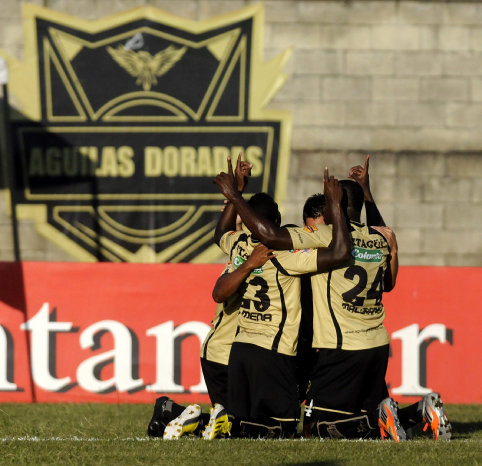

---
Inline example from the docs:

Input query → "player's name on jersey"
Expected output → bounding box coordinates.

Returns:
[27,144,264,178]
[241,309,273,322]
[342,303,384,315]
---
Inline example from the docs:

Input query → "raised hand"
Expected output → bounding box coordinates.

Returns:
[323,167,343,224]
[348,154,371,195]
[213,156,240,201]
[234,153,253,193]
[323,167,343,206]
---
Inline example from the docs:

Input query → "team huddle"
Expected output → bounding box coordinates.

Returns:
[147,155,452,442]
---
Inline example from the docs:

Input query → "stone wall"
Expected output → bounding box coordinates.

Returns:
[1,0,481,265]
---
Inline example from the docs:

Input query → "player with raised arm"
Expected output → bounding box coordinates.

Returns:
[214,156,451,442]
[213,162,351,439]
[147,156,254,441]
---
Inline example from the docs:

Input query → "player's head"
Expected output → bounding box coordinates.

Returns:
[339,179,364,219]
[303,193,326,226]
[248,193,281,226]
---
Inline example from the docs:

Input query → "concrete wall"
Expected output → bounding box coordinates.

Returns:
[1,0,481,265]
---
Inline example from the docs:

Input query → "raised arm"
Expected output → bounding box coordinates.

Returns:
[372,226,398,292]
[348,154,385,227]
[213,154,252,245]
[315,168,351,272]
[213,169,293,249]
[212,244,275,302]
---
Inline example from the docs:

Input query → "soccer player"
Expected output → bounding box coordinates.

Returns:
[214,155,451,442]
[212,162,351,439]
[296,193,327,403]
[147,156,254,441]
[199,242,276,440]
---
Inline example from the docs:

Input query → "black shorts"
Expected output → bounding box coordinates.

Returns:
[200,357,228,407]
[306,345,389,416]
[227,342,299,422]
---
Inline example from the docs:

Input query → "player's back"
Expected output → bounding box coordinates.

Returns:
[311,221,391,351]
[220,230,318,356]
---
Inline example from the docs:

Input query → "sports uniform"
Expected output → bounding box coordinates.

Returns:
[200,263,241,408]
[219,229,323,435]
[287,222,392,438]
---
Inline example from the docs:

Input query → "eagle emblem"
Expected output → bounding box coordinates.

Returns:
[107,44,187,91]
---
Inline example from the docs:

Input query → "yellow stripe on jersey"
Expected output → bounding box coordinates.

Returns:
[220,230,318,356]
[311,222,391,350]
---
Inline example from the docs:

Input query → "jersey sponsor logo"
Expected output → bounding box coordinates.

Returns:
[352,247,384,263]
[289,248,310,254]
[233,255,263,274]
[303,225,318,233]
[2,4,291,263]
[352,238,386,250]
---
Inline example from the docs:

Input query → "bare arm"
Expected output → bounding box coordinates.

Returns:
[213,170,292,248]
[372,226,398,292]
[212,244,276,302]
[348,154,385,227]
[213,154,252,245]
[213,167,339,250]
[315,169,351,272]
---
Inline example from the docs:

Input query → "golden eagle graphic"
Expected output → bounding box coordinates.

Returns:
[107,45,187,91]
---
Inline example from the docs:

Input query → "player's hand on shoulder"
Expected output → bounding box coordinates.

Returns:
[372,226,398,253]
[246,243,276,269]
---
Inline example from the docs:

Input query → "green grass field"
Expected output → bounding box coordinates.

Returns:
[0,403,480,465]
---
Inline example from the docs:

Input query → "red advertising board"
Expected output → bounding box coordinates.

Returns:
[0,262,480,404]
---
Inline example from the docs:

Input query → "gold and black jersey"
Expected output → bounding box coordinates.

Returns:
[310,222,391,350]
[287,224,333,250]
[200,263,241,366]
[220,230,319,356]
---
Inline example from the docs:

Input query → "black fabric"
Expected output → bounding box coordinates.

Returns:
[239,420,282,439]
[312,412,379,440]
[296,274,315,403]
[398,401,423,429]
[200,357,229,407]
[365,201,384,227]
[227,342,299,422]
[306,345,390,415]
[146,396,186,437]
[147,396,170,437]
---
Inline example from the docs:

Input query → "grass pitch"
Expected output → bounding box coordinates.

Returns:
[0,403,480,465]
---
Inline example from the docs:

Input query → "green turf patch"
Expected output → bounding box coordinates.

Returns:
[0,403,480,465]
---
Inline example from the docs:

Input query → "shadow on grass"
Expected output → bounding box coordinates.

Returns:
[286,463,342,466]
[451,421,482,439]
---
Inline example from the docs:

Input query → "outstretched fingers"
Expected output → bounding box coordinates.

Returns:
[227,155,234,176]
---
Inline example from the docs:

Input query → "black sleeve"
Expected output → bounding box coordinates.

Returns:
[365,201,385,227]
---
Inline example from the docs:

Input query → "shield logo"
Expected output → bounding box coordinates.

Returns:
[3,4,291,262]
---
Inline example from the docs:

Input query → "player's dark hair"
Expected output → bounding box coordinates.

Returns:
[248,193,281,225]
[339,179,364,215]
[303,193,326,223]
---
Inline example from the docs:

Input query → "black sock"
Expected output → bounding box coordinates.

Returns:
[398,401,423,429]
